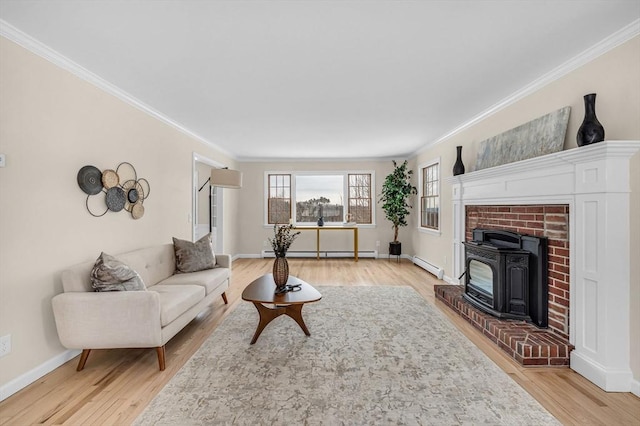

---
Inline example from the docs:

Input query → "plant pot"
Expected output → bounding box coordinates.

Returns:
[389,242,402,256]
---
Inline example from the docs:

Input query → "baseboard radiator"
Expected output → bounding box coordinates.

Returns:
[262,250,377,259]
[413,256,445,279]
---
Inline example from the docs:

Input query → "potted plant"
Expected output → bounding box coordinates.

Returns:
[268,224,301,288]
[379,160,417,257]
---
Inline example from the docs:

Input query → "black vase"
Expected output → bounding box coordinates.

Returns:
[453,146,465,176]
[317,216,324,226]
[577,93,605,146]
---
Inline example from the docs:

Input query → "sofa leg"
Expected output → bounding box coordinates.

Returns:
[222,292,228,304]
[77,349,91,371]
[156,346,166,371]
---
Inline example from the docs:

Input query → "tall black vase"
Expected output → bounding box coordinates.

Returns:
[577,93,605,146]
[453,146,465,176]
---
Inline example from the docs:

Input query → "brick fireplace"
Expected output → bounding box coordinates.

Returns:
[442,141,640,394]
[466,204,570,340]
[435,204,572,366]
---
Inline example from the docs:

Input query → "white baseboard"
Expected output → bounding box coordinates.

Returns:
[233,254,261,260]
[570,350,634,392]
[237,252,418,260]
[442,275,458,285]
[412,256,444,279]
[261,250,378,259]
[377,253,413,260]
[631,378,640,397]
[238,252,441,261]
[0,348,80,401]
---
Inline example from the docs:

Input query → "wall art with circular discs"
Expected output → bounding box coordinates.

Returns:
[77,162,150,219]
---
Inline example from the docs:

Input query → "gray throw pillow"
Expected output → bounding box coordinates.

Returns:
[172,233,216,273]
[90,252,146,292]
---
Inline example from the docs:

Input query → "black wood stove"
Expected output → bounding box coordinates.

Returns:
[463,229,548,328]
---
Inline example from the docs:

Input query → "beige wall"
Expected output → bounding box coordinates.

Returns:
[0,37,238,389]
[412,36,640,381]
[235,160,418,257]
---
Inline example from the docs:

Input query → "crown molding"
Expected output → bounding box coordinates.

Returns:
[0,19,236,160]
[412,19,640,158]
[237,154,405,163]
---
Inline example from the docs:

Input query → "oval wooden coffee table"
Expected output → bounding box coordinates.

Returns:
[241,274,322,344]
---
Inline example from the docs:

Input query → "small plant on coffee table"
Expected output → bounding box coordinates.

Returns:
[269,224,301,288]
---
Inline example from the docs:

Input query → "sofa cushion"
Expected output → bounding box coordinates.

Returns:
[118,245,176,288]
[151,284,205,327]
[90,252,146,292]
[159,267,230,295]
[172,234,216,273]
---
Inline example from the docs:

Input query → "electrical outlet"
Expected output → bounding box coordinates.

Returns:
[0,334,11,357]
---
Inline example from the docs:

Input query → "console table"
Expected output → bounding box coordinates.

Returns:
[295,226,359,261]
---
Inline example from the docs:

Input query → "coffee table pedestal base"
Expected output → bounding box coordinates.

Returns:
[250,302,310,344]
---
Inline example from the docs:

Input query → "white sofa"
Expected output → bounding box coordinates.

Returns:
[52,244,230,371]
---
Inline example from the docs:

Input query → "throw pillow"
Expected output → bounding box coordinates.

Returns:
[90,252,146,292]
[172,233,216,273]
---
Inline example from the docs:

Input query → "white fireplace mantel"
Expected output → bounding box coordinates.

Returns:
[446,140,640,394]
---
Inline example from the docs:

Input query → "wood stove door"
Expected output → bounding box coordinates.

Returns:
[505,252,530,317]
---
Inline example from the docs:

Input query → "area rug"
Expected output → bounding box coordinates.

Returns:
[134,286,559,425]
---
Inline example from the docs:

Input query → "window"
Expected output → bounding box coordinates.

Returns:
[265,171,374,225]
[267,174,291,224]
[420,161,439,230]
[296,175,344,223]
[348,174,372,224]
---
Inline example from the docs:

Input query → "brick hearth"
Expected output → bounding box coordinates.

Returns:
[435,285,573,367]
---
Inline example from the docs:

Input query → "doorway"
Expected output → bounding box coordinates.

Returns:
[193,152,224,254]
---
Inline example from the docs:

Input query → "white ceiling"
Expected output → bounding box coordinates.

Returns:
[1,1,638,161]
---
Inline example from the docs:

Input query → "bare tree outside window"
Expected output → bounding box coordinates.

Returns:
[348,174,372,224]
[268,174,291,224]
[421,163,439,229]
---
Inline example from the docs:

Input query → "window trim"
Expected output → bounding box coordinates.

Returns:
[418,158,441,236]
[294,171,344,226]
[347,172,373,226]
[264,170,376,227]
[264,172,292,225]
[266,173,292,225]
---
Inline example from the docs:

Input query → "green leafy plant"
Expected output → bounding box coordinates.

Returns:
[379,160,418,243]
[269,224,301,258]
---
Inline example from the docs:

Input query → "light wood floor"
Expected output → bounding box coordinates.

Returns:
[1,259,638,425]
